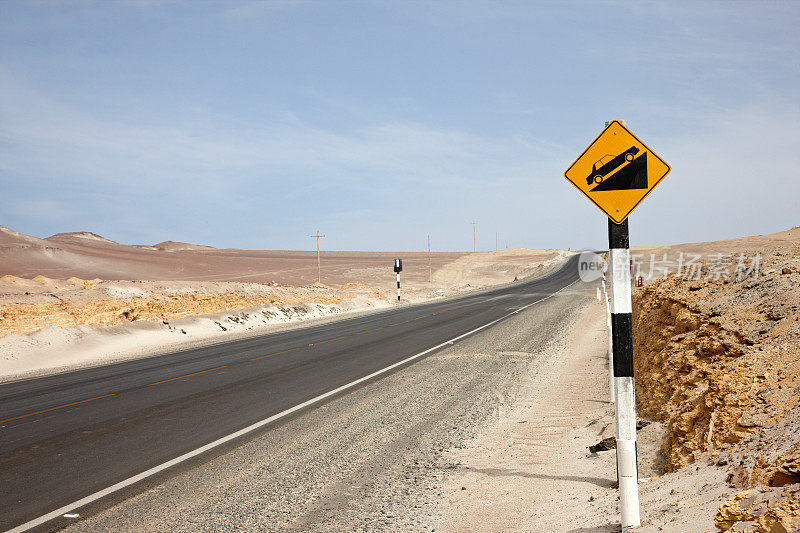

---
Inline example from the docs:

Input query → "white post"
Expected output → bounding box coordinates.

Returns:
[609,218,640,528]
[602,276,614,404]
[397,272,401,301]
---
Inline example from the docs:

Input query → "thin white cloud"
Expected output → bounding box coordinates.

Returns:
[0,69,555,195]
[222,0,307,22]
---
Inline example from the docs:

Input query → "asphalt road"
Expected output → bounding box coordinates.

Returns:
[0,255,579,532]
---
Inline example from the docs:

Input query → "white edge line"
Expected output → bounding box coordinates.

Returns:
[6,277,580,533]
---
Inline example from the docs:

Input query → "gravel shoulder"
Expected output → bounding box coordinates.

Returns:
[429,284,730,532]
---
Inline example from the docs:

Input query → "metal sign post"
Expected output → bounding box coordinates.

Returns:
[393,259,403,301]
[564,120,671,529]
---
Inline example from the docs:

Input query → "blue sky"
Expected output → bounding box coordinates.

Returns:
[0,1,798,251]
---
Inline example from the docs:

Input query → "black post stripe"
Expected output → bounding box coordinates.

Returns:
[611,312,634,377]
[608,217,633,377]
[397,281,400,288]
[608,218,629,249]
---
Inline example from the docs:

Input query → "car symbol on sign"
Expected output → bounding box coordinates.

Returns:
[585,146,641,186]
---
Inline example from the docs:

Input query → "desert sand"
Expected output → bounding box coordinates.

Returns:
[630,227,800,284]
[0,225,570,381]
[0,225,466,286]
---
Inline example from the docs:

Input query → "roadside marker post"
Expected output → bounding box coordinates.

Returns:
[393,258,403,301]
[602,275,614,404]
[565,120,671,529]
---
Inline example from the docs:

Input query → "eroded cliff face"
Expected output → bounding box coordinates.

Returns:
[631,252,800,531]
[0,276,376,337]
[634,287,755,471]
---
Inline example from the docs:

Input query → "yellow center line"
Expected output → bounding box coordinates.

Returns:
[0,393,116,425]
[355,327,384,335]
[149,366,228,386]
[251,347,299,361]
[308,336,345,346]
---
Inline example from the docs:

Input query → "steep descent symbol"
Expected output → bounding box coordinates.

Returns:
[587,146,648,192]
[564,120,670,224]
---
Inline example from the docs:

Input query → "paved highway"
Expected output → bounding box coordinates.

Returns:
[0,255,579,532]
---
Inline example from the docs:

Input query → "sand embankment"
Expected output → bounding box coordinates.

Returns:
[631,228,800,530]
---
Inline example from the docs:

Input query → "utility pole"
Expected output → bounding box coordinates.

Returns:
[427,234,432,283]
[310,231,325,283]
[472,221,477,252]
[495,231,498,251]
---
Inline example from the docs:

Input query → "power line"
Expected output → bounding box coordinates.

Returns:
[427,234,432,283]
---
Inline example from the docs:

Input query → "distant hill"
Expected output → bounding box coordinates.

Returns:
[154,241,217,252]
[47,232,119,245]
[0,225,466,285]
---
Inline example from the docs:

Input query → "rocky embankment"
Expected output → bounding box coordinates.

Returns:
[0,277,393,380]
[632,250,800,531]
[0,276,380,337]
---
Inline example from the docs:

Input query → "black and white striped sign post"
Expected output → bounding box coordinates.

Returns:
[608,219,639,527]
[394,259,403,301]
[564,120,671,529]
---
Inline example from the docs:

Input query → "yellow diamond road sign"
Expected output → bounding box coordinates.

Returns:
[564,120,670,224]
